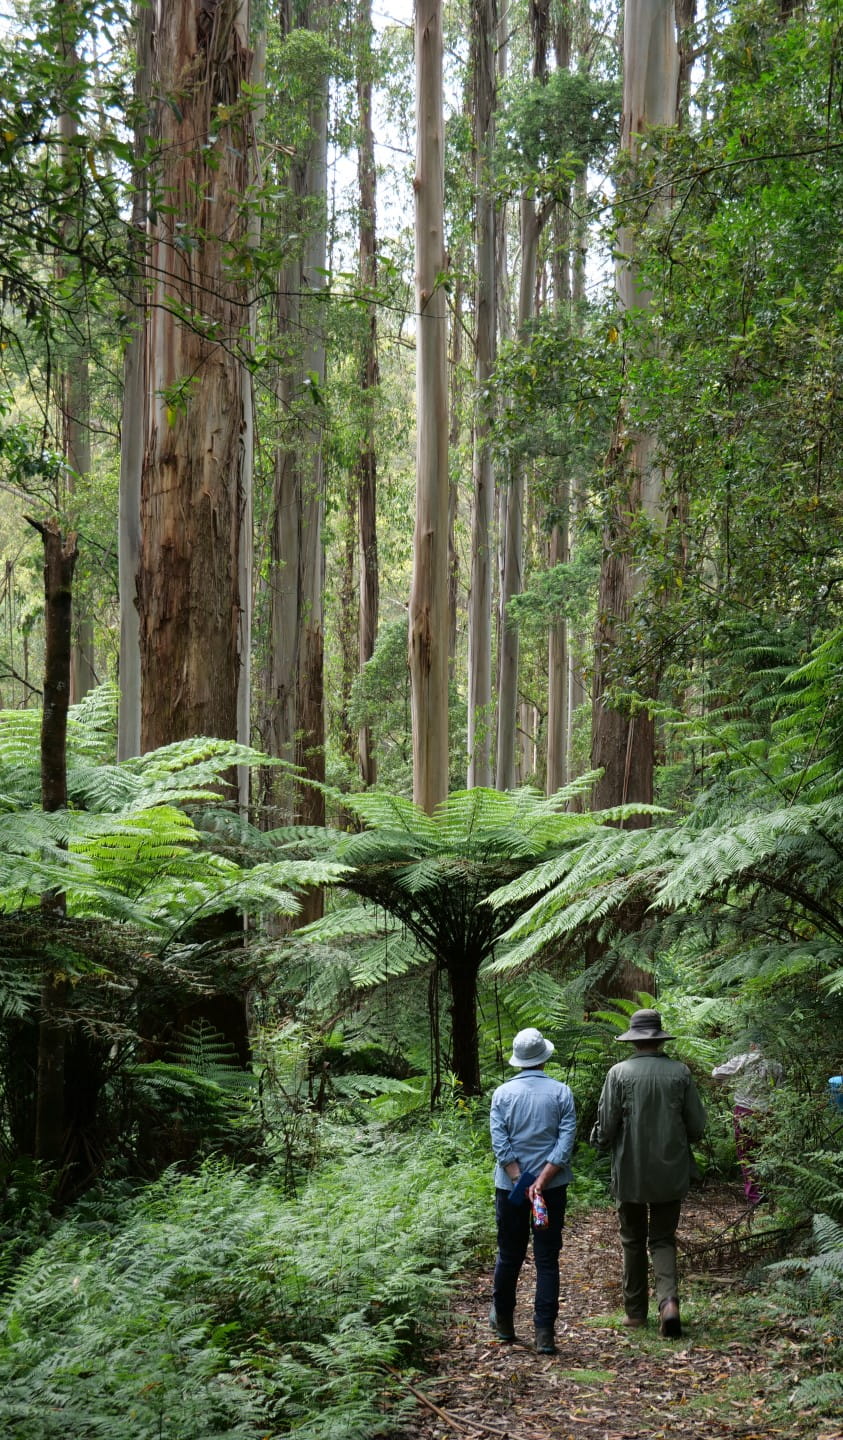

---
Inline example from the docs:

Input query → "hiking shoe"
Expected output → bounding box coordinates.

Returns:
[534,1326,557,1355]
[622,1313,647,1328]
[488,1304,516,1342]
[658,1297,682,1338]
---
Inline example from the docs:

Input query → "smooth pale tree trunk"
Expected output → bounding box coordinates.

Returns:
[136,0,253,754]
[546,474,570,792]
[467,0,497,789]
[356,0,379,788]
[117,0,152,760]
[495,190,536,790]
[410,0,450,814]
[63,364,95,702]
[447,274,463,678]
[516,699,538,783]
[566,165,588,774]
[266,0,328,842]
[496,0,549,791]
[591,0,679,816]
[27,519,77,1167]
[338,472,357,771]
[545,19,573,795]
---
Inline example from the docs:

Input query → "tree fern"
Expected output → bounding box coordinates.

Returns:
[270,783,659,1094]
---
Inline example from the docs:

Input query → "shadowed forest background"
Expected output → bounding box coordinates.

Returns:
[0,0,842,1433]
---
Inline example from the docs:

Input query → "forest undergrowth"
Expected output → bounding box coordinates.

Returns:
[395,1183,841,1440]
[1,1117,841,1440]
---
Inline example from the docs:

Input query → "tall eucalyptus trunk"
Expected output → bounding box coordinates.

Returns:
[590,0,679,816]
[356,0,379,787]
[467,0,497,789]
[56,25,95,703]
[117,0,152,760]
[266,0,328,833]
[448,273,463,678]
[496,0,550,791]
[62,359,94,702]
[410,0,450,814]
[567,165,588,770]
[545,19,573,795]
[136,0,254,755]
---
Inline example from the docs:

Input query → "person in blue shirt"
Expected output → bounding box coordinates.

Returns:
[489,1027,576,1355]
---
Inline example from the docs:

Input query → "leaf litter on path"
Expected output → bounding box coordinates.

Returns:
[393,1187,824,1440]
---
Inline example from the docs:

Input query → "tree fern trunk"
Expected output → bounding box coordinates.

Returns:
[445,957,482,1096]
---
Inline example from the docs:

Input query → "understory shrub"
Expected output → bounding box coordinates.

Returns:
[0,1125,489,1440]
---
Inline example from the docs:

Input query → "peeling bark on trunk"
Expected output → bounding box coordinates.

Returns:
[266,0,328,840]
[32,521,76,815]
[675,0,697,121]
[137,0,253,755]
[27,518,77,1168]
[117,0,151,760]
[410,0,450,814]
[467,0,497,790]
[590,0,679,817]
[591,462,657,814]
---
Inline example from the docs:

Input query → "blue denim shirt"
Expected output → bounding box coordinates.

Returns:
[490,1068,576,1191]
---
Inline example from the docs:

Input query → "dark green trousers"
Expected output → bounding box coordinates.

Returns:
[617,1199,682,1319]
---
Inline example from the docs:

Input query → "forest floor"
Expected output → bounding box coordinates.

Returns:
[394,1185,841,1440]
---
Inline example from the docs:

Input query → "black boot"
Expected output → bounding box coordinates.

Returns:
[489,1304,516,1342]
[658,1297,682,1338]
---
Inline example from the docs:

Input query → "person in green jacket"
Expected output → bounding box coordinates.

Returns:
[591,1009,707,1338]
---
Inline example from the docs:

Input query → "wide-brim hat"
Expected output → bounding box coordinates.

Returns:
[616,1008,675,1042]
[509,1027,555,1068]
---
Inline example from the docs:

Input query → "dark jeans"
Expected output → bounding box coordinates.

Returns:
[734,1105,763,1204]
[616,1198,682,1319]
[493,1185,567,1328]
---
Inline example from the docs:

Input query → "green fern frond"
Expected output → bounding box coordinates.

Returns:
[350,933,426,987]
[788,1372,843,1410]
[342,791,438,842]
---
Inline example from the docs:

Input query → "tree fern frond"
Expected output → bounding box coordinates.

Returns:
[341,791,438,842]
[301,902,398,944]
[350,933,426,987]
[335,826,429,866]
[327,1072,416,1100]
[65,682,119,758]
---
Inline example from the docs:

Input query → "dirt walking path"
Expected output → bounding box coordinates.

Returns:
[397,1187,839,1440]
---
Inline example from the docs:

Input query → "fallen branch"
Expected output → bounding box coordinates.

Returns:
[386,1366,533,1439]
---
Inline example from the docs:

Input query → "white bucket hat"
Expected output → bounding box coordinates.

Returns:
[509,1027,555,1068]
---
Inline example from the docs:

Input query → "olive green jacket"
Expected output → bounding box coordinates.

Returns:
[591,1052,707,1204]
